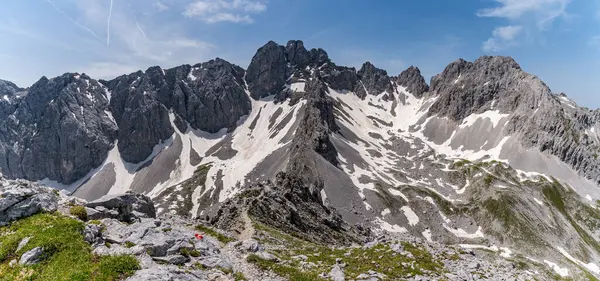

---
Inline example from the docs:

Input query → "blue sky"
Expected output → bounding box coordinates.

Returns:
[1,0,599,108]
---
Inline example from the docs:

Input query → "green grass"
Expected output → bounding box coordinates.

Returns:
[124,241,136,248]
[233,271,248,281]
[180,248,200,258]
[251,222,446,280]
[542,180,600,256]
[195,225,234,244]
[0,213,140,281]
[70,206,88,221]
[246,254,321,281]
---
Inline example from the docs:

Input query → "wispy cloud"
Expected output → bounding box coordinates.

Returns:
[184,0,267,24]
[483,25,523,52]
[44,0,103,42]
[477,0,572,52]
[477,0,571,27]
[153,1,168,12]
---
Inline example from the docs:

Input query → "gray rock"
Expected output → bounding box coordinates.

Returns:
[125,267,208,281]
[0,74,117,184]
[19,247,44,265]
[428,55,600,185]
[152,255,190,265]
[166,240,195,256]
[85,192,156,222]
[292,255,308,261]
[255,251,279,262]
[240,239,263,252]
[329,264,345,281]
[396,66,429,98]
[83,223,103,245]
[246,41,288,100]
[354,62,393,99]
[16,236,31,252]
[286,40,311,68]
[197,256,232,269]
[0,181,59,226]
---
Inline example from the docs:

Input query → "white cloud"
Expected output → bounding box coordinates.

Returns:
[184,0,267,23]
[477,0,571,25]
[153,1,169,12]
[477,0,572,52]
[483,25,523,53]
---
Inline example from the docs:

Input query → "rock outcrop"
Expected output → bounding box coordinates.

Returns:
[0,74,118,184]
[396,66,429,98]
[354,62,393,99]
[105,58,251,163]
[427,55,600,184]
[85,192,156,222]
[0,179,59,226]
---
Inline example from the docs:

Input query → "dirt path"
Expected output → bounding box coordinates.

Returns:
[238,209,255,241]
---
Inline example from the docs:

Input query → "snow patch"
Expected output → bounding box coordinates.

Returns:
[445,226,485,239]
[422,229,432,242]
[460,110,510,129]
[543,260,569,277]
[290,82,306,92]
[381,208,391,216]
[557,246,600,275]
[375,218,407,233]
[401,206,419,226]
[388,188,409,202]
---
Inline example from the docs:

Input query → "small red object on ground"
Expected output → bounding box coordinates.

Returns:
[195,233,204,240]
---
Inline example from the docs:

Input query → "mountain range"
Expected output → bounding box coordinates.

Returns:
[1,40,600,279]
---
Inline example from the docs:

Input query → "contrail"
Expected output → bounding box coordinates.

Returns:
[44,0,103,42]
[130,9,146,38]
[106,0,114,46]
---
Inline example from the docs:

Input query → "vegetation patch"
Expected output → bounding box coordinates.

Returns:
[195,224,234,244]
[154,163,212,217]
[0,213,140,281]
[69,205,88,221]
[251,222,446,280]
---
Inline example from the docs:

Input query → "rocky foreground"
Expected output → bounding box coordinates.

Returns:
[0,178,573,281]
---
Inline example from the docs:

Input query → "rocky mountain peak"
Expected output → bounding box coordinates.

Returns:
[396,66,429,98]
[246,40,334,100]
[0,79,22,96]
[354,61,393,99]
[473,55,521,72]
[285,40,311,67]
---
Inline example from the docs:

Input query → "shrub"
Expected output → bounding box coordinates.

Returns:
[69,206,88,221]
[95,255,140,281]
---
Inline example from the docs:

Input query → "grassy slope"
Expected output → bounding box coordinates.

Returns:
[0,213,139,281]
[248,222,447,281]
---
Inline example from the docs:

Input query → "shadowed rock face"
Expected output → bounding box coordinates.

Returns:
[395,66,429,98]
[105,58,251,163]
[354,62,393,99]
[0,74,118,183]
[246,41,288,100]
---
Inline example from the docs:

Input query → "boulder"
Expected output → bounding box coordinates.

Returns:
[0,182,59,226]
[19,247,44,265]
[16,237,31,252]
[329,264,345,281]
[197,256,232,269]
[83,224,104,245]
[152,255,189,265]
[240,239,263,253]
[85,192,156,222]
